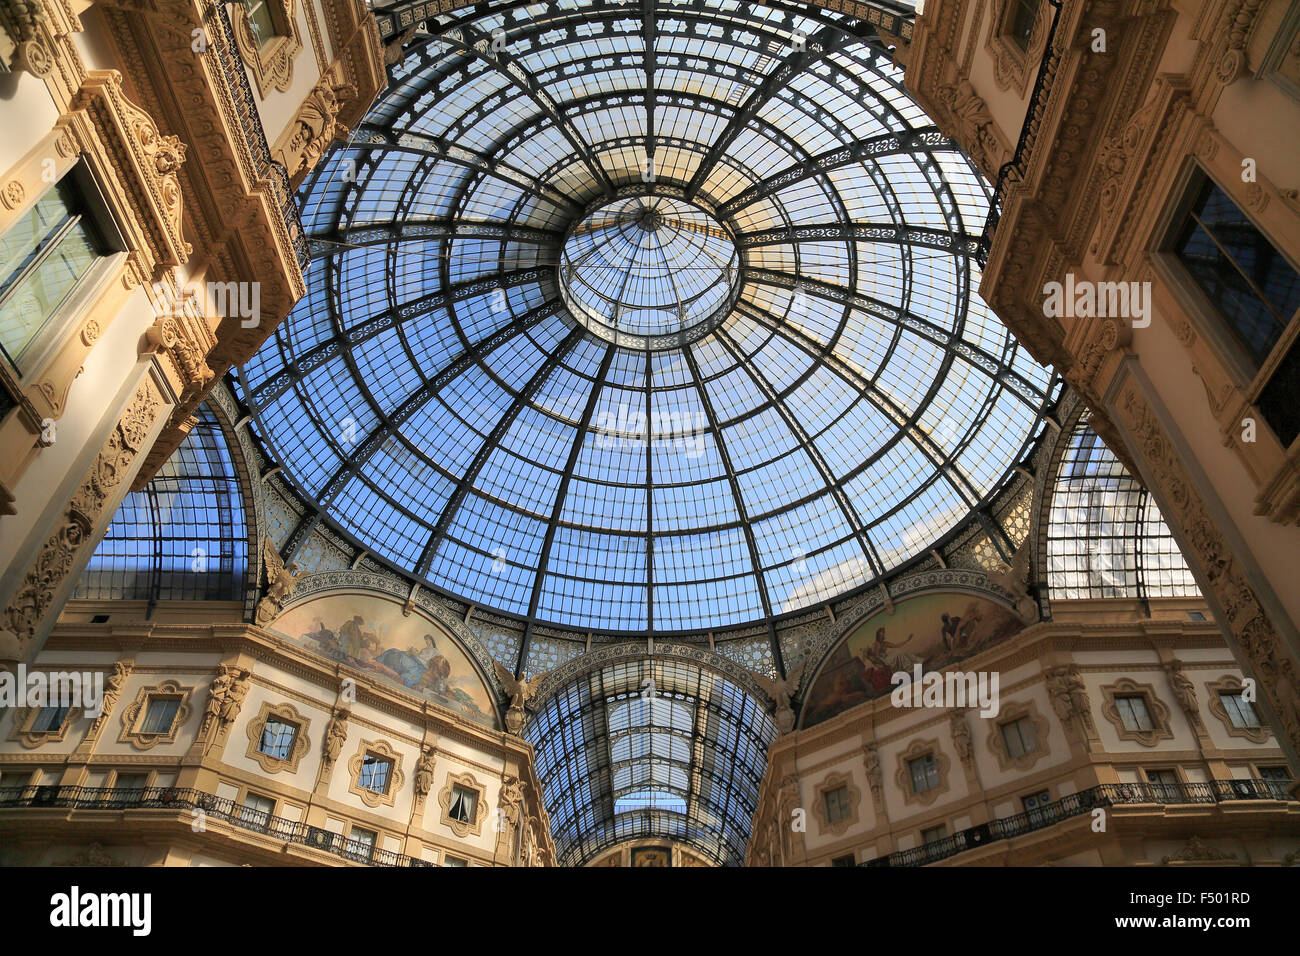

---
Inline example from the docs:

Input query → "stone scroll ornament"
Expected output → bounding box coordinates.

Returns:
[255,535,304,626]
[492,660,547,735]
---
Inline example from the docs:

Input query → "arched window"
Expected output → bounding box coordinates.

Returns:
[1046,415,1199,601]
[76,407,249,601]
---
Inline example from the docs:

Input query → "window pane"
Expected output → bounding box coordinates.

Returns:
[259,719,297,759]
[360,754,391,792]
[140,698,180,733]
[1174,178,1300,368]
[31,706,69,732]
[1117,696,1153,731]
[0,182,102,369]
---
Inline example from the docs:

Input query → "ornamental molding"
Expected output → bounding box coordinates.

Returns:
[8,704,82,750]
[65,70,192,273]
[1099,677,1174,748]
[986,0,1052,97]
[1,376,162,653]
[1113,381,1300,763]
[244,699,313,773]
[437,769,487,838]
[117,678,194,751]
[811,770,860,837]
[1206,674,1273,745]
[1162,835,1239,865]
[231,0,302,96]
[894,736,951,808]
[346,736,405,809]
[986,697,1052,773]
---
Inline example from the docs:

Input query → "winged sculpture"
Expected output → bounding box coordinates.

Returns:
[254,536,305,626]
[493,660,546,734]
[755,656,807,735]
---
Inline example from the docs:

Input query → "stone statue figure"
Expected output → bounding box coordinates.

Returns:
[1164,660,1198,715]
[414,746,437,797]
[322,707,350,767]
[92,661,132,731]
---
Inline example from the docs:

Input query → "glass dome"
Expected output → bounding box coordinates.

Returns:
[237,0,1059,634]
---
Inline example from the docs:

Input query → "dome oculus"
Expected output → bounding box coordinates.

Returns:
[559,196,740,349]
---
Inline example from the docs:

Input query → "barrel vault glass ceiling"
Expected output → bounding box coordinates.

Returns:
[235,0,1060,637]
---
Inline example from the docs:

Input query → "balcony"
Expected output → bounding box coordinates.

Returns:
[862,778,1297,868]
[0,785,436,867]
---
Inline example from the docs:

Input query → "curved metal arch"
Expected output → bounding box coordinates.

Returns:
[523,653,777,866]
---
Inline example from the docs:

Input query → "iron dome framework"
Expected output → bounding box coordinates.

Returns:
[235,0,1061,648]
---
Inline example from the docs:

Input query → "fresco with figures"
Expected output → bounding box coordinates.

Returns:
[800,592,1025,728]
[271,592,498,728]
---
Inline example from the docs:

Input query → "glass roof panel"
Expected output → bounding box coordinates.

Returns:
[238,0,1057,635]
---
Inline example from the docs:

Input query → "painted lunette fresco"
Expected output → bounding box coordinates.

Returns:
[800,592,1025,729]
[271,592,498,729]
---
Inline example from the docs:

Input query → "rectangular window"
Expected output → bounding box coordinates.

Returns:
[448,784,477,823]
[109,772,147,806]
[921,824,948,845]
[1220,692,1261,729]
[359,753,392,794]
[1116,695,1154,732]
[258,718,298,760]
[139,697,181,734]
[346,826,377,861]
[0,174,109,373]
[1000,717,1038,758]
[1146,768,1182,802]
[242,0,281,46]
[1172,176,1300,366]
[1022,789,1051,813]
[442,854,468,867]
[30,706,70,733]
[830,853,856,867]
[908,754,940,794]
[1169,172,1300,446]
[240,792,275,830]
[823,785,852,824]
[1007,0,1038,48]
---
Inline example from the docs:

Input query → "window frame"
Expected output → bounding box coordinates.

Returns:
[0,162,126,384]
[1156,162,1300,448]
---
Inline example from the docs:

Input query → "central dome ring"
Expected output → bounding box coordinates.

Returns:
[558,194,742,350]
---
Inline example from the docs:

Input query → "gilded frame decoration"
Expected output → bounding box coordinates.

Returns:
[346,737,405,809]
[117,679,193,751]
[894,738,952,808]
[438,770,488,838]
[1100,678,1174,748]
[244,700,312,773]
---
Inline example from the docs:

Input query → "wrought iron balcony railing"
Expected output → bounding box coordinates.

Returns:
[977,0,1065,266]
[202,1,310,272]
[863,777,1296,868]
[0,785,435,867]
